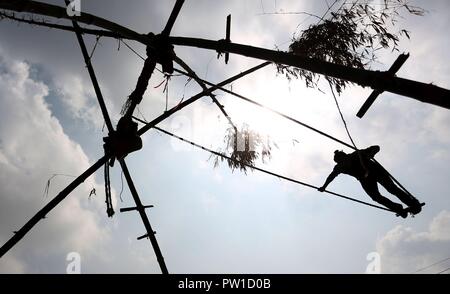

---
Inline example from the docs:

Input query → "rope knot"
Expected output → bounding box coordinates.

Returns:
[216,38,229,59]
[147,32,174,74]
[103,117,142,166]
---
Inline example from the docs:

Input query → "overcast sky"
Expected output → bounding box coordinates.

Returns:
[0,0,449,274]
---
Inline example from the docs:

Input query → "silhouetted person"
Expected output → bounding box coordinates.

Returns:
[318,145,422,218]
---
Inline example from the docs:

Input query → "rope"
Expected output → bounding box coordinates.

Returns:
[88,35,102,61]
[122,35,214,109]
[120,39,146,61]
[372,158,415,198]
[317,0,340,24]
[121,56,156,116]
[120,34,182,117]
[104,162,114,217]
[119,170,124,202]
[163,76,169,112]
[328,82,370,177]
[66,5,114,133]
[173,66,415,203]
[67,7,117,218]
[173,67,355,149]
[437,267,450,274]
[136,106,148,122]
[328,82,359,150]
[172,56,239,142]
[42,174,77,198]
[412,257,450,274]
[132,117,393,213]
[328,82,414,197]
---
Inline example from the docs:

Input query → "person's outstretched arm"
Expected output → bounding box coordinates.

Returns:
[318,167,340,192]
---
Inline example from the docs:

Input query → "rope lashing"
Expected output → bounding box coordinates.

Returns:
[122,33,175,117]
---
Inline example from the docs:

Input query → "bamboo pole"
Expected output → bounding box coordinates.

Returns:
[1,0,448,109]
[65,4,169,273]
[0,156,108,258]
[0,62,267,260]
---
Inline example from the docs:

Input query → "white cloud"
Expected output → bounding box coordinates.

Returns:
[55,75,104,129]
[422,108,450,145]
[200,192,220,213]
[0,0,448,274]
[376,210,450,274]
[0,254,27,274]
[0,51,111,273]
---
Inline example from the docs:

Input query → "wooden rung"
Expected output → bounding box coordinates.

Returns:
[356,90,382,118]
[357,53,410,118]
[388,53,409,74]
[225,14,231,64]
[120,205,154,213]
[137,231,156,240]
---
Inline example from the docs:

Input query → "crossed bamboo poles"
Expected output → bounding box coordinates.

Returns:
[1,0,449,109]
[0,0,449,273]
[0,0,267,273]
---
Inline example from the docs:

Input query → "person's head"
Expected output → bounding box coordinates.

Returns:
[334,150,347,163]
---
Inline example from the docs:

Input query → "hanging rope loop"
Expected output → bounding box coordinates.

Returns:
[104,162,114,217]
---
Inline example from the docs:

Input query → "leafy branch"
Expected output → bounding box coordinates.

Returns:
[277,0,425,94]
[209,124,277,173]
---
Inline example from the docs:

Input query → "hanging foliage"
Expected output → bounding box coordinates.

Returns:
[277,0,425,93]
[210,124,277,173]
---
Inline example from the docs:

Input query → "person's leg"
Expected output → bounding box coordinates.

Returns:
[360,178,404,213]
[376,170,420,208]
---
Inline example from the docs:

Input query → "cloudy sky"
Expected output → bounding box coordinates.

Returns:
[0,0,449,274]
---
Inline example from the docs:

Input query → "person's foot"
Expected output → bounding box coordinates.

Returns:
[396,208,408,218]
[408,202,424,215]
[391,203,407,218]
